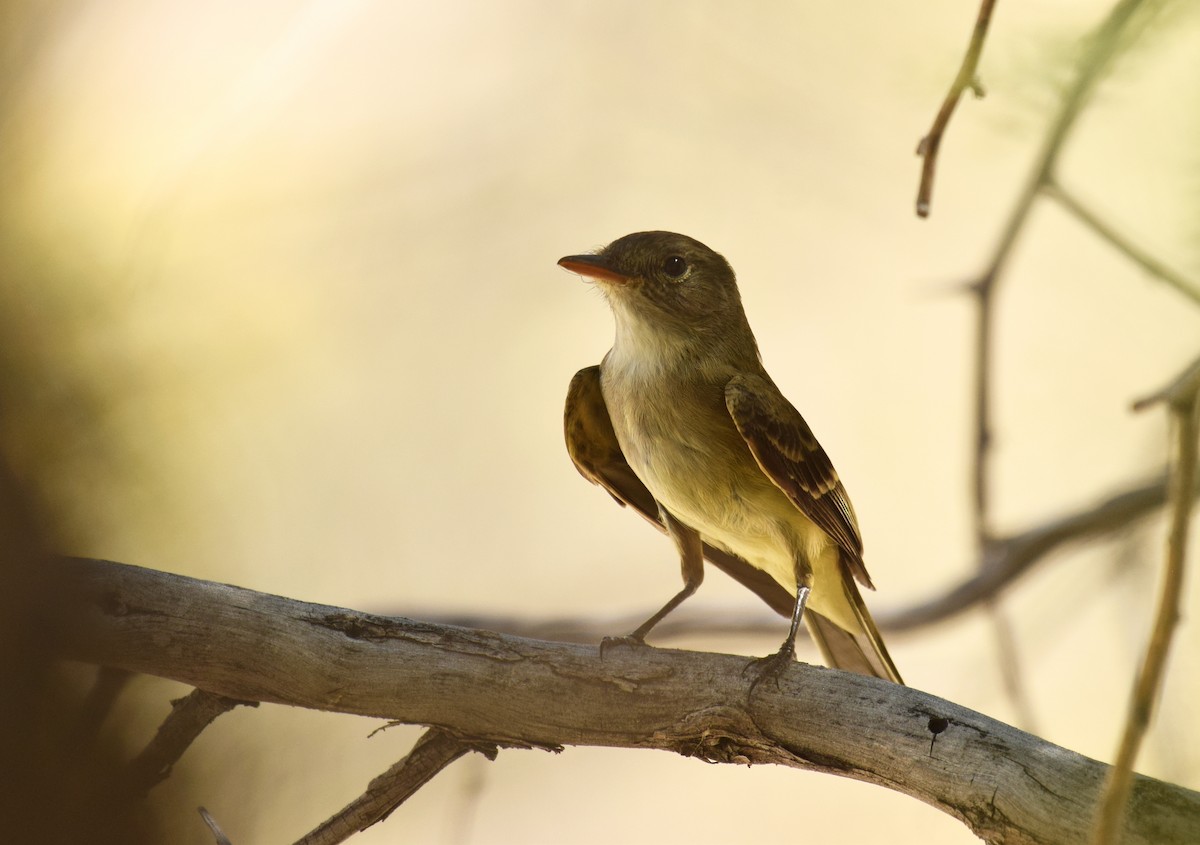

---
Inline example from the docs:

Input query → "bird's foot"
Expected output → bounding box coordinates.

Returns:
[744,643,796,695]
[599,634,648,659]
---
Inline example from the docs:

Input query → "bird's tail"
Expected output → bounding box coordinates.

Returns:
[805,584,903,684]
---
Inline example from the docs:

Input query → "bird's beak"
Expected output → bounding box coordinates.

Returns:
[557,254,631,285]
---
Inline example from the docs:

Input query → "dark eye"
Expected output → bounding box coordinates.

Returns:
[662,255,688,278]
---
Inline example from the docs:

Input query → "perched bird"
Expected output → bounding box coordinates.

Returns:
[560,231,901,683]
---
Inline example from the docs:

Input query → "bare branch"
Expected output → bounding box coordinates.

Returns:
[884,473,1179,631]
[199,806,233,845]
[42,557,1200,845]
[985,603,1040,733]
[127,689,258,795]
[1133,354,1200,413]
[415,473,1177,640]
[915,0,998,218]
[1093,361,1200,844]
[960,0,1177,738]
[969,0,1157,545]
[71,666,133,750]
[294,729,495,845]
[1043,180,1200,307]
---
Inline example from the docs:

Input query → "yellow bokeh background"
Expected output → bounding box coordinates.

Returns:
[4,1,1199,843]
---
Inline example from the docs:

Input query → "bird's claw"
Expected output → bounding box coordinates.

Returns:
[744,646,796,695]
[599,634,647,659]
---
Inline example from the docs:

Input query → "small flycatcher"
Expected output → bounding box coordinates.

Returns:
[560,231,901,683]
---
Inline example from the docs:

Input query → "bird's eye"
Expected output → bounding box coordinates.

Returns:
[662,255,688,279]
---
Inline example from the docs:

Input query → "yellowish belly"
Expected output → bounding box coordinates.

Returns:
[600,359,861,633]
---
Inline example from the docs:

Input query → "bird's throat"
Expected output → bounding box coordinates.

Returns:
[606,300,702,378]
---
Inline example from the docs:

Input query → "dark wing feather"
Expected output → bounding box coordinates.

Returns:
[724,373,873,589]
[565,366,658,516]
[565,366,794,617]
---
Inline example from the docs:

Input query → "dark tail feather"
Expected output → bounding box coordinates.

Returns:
[805,609,903,684]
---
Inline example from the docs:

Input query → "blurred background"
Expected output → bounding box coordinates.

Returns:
[2,1,1199,842]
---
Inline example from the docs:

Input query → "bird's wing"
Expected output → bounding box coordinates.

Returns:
[724,373,873,589]
[564,366,658,518]
[565,365,794,617]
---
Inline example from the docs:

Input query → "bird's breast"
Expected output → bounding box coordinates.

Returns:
[599,357,805,562]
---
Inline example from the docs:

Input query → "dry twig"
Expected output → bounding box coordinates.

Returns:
[199,806,234,845]
[885,474,1183,631]
[1092,358,1200,844]
[70,667,133,751]
[127,689,258,795]
[959,0,1171,727]
[1043,180,1200,307]
[969,0,1152,544]
[413,472,1180,642]
[295,730,495,845]
[915,0,998,217]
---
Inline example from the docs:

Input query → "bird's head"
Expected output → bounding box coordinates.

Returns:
[559,231,754,359]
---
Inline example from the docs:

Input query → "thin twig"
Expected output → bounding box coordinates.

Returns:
[70,666,133,751]
[888,473,1183,632]
[915,0,998,217]
[448,755,489,845]
[972,271,997,544]
[970,0,1151,544]
[965,0,1156,727]
[986,603,1040,733]
[199,807,234,845]
[1093,361,1200,844]
[1133,355,1200,413]
[411,473,1178,641]
[294,729,494,845]
[1043,179,1200,307]
[127,689,258,795]
[295,724,496,845]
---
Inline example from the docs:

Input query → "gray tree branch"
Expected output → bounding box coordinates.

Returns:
[42,557,1200,845]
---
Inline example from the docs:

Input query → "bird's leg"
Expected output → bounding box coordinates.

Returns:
[778,583,811,660]
[601,510,704,656]
[746,560,812,691]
